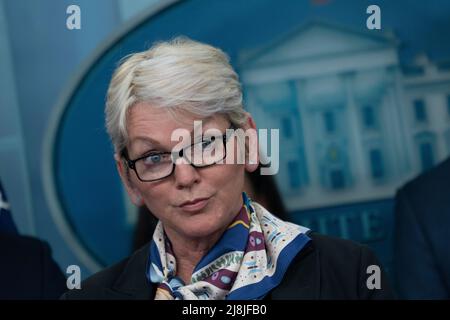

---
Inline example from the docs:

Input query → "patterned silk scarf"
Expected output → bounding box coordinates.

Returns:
[147,192,311,300]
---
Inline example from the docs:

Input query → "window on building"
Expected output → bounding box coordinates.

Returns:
[323,111,336,133]
[413,99,427,122]
[369,149,384,179]
[287,161,301,189]
[330,169,345,190]
[419,142,434,171]
[281,117,293,138]
[362,105,377,129]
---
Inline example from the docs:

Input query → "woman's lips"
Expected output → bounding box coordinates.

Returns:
[179,197,210,212]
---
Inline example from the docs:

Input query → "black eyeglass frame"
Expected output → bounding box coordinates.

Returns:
[121,125,236,182]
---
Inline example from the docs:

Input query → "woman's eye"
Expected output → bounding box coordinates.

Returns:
[202,140,212,148]
[144,154,162,164]
[202,136,216,148]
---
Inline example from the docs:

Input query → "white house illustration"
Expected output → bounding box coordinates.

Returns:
[238,21,450,211]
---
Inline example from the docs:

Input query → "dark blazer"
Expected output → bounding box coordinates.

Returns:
[394,157,450,299]
[0,234,67,299]
[61,233,394,300]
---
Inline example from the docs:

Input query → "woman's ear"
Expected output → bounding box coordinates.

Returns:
[242,113,259,173]
[114,153,144,206]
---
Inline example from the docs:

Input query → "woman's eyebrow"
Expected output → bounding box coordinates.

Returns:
[129,119,221,147]
[191,118,226,135]
[129,136,165,150]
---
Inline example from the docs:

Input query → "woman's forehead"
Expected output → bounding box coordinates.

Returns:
[127,102,229,145]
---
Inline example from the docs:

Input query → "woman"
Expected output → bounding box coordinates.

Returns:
[62,37,393,300]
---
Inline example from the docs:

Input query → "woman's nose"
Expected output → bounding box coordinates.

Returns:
[173,160,200,189]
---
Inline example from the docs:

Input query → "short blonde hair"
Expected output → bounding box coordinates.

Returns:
[105,36,247,153]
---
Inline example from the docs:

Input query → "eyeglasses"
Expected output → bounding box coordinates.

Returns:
[122,125,235,182]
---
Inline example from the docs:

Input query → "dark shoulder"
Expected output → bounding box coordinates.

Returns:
[307,232,375,277]
[308,232,375,267]
[0,234,49,254]
[312,232,394,299]
[84,258,130,289]
[61,244,149,300]
[309,232,363,254]
[0,234,55,272]
[400,157,450,196]
[60,257,129,300]
[277,232,394,299]
[0,234,66,299]
[396,157,450,225]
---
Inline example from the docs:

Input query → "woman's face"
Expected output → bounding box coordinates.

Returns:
[117,102,258,241]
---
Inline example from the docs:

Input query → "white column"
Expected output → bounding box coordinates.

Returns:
[295,80,320,195]
[342,73,366,184]
[378,85,397,180]
[389,67,414,177]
